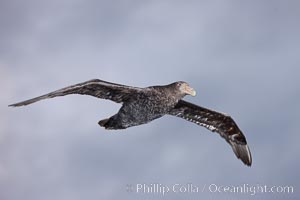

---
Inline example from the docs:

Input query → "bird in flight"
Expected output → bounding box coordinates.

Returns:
[9,79,252,166]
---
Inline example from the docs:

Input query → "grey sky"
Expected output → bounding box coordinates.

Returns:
[1,0,299,199]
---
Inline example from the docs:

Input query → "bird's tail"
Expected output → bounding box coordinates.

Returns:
[98,118,110,127]
[98,117,126,130]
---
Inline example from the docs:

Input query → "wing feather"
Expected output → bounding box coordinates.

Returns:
[169,100,252,166]
[9,79,142,107]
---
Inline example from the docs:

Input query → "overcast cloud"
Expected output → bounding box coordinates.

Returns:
[1,0,299,199]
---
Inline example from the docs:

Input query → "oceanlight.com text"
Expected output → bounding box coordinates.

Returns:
[125,183,294,196]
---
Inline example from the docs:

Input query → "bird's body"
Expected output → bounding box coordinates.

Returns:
[106,85,184,129]
[10,79,252,166]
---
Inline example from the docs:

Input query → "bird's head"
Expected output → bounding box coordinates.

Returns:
[174,81,196,97]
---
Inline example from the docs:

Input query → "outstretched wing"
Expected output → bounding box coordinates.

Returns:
[169,100,252,166]
[9,79,142,107]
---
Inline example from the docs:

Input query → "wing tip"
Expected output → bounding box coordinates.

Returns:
[8,98,40,107]
[8,101,32,107]
[230,142,252,167]
[8,103,23,107]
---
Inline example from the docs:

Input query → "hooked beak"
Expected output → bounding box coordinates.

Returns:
[184,85,196,96]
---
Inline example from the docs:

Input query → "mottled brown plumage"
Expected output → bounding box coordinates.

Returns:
[9,79,252,166]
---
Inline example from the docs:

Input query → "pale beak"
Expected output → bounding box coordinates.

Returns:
[185,85,196,96]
